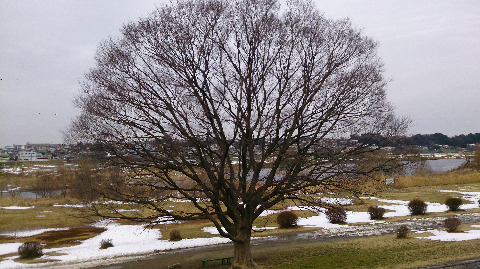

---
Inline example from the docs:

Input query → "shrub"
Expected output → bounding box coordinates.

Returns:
[276,211,298,228]
[18,242,43,259]
[326,207,347,224]
[444,217,461,233]
[368,206,386,220]
[408,199,427,215]
[397,225,409,239]
[100,239,114,249]
[169,229,182,241]
[445,197,463,211]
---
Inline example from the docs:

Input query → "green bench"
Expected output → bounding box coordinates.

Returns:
[201,256,234,267]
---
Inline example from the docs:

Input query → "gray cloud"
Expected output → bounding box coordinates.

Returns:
[1,0,479,147]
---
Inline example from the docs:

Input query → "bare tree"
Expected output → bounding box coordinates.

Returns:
[67,0,407,267]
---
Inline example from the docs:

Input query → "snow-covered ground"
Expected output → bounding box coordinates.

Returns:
[416,225,480,241]
[0,221,230,269]
[2,191,480,268]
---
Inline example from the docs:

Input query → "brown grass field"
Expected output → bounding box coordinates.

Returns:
[1,163,480,267]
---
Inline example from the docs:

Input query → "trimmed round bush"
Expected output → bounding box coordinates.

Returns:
[397,225,409,239]
[444,216,461,233]
[18,242,43,259]
[100,239,113,249]
[368,206,386,220]
[276,211,298,228]
[408,199,427,215]
[169,229,182,241]
[326,207,347,224]
[445,197,462,211]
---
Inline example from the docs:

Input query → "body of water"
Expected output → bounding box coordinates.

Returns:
[403,158,467,175]
[425,159,466,173]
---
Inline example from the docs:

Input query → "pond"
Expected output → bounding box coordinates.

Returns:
[0,190,61,199]
[403,158,467,175]
[425,159,466,173]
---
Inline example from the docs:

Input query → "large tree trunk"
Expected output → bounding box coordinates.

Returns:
[232,228,257,268]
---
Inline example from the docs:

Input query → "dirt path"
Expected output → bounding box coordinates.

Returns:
[86,213,480,269]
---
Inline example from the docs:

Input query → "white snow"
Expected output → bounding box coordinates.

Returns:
[297,210,373,228]
[438,190,480,209]
[252,226,276,231]
[0,206,34,210]
[258,206,309,217]
[52,204,85,208]
[0,221,230,268]
[202,226,226,235]
[297,214,342,228]
[320,197,353,205]
[417,229,480,241]
[0,243,22,256]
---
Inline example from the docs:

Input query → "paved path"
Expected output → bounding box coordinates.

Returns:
[89,213,480,269]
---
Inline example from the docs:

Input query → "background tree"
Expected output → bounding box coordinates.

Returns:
[67,0,407,267]
[474,143,480,170]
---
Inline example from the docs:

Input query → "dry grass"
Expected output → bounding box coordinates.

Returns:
[261,234,480,269]
[34,227,106,248]
[1,168,479,267]
[0,196,96,232]
[394,169,480,188]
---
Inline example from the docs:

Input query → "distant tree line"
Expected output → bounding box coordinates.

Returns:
[354,133,480,149]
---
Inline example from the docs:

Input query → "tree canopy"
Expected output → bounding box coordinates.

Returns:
[68,0,407,267]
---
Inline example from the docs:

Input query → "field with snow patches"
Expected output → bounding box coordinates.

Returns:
[2,186,480,268]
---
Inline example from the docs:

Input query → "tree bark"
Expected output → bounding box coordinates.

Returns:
[232,228,257,268]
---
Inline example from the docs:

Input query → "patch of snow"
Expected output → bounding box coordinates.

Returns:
[0,206,34,210]
[155,216,179,225]
[252,226,276,231]
[53,204,85,208]
[0,243,22,255]
[438,190,480,209]
[202,227,226,235]
[321,197,353,205]
[297,211,374,228]
[418,229,480,241]
[32,165,57,168]
[345,211,372,223]
[258,206,309,217]
[297,214,342,228]
[365,197,448,217]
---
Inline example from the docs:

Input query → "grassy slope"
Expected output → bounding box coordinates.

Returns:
[262,233,480,269]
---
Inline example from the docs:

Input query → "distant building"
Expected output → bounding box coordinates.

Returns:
[0,153,9,162]
[17,150,46,161]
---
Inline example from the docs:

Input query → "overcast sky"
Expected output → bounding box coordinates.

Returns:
[1,0,479,147]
